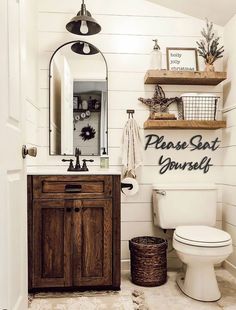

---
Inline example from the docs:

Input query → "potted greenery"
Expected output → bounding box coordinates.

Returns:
[196,19,224,72]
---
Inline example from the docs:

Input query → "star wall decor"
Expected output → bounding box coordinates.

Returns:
[138,84,183,117]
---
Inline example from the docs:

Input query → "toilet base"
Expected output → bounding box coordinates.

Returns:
[176,266,221,302]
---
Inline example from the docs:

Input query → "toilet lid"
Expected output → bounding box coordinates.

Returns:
[174,226,232,247]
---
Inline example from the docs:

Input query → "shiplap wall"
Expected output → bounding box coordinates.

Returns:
[222,14,236,275]
[30,0,225,268]
[24,0,39,160]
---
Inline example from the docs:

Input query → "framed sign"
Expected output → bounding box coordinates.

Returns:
[166,48,199,71]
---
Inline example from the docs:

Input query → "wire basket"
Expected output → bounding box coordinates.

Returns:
[181,96,219,120]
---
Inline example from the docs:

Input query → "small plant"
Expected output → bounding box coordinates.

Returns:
[196,19,224,69]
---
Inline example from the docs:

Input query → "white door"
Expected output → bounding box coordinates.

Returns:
[61,57,74,155]
[0,0,28,309]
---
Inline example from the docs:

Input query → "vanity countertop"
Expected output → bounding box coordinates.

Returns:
[27,167,121,176]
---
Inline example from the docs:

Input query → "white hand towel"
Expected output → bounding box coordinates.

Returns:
[121,118,143,178]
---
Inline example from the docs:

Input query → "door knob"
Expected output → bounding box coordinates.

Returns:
[22,145,37,159]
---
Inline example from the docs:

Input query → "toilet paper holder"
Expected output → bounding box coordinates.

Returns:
[121,182,133,192]
[155,190,166,196]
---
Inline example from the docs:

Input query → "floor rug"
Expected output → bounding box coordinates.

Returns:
[29,289,148,310]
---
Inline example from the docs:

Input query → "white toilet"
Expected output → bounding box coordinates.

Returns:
[152,184,232,302]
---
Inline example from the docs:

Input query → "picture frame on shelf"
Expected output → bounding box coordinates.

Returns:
[166,48,199,71]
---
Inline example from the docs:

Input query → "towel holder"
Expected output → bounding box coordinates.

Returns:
[127,109,135,119]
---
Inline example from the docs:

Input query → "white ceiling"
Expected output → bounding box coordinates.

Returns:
[148,0,236,25]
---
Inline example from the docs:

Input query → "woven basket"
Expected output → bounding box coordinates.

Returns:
[129,236,168,287]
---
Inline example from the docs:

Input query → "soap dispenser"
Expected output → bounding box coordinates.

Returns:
[150,39,162,70]
[100,148,109,169]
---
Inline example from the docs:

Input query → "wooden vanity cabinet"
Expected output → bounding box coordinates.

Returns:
[28,175,120,291]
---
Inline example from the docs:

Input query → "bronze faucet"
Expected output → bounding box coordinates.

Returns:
[74,147,81,171]
[62,148,94,171]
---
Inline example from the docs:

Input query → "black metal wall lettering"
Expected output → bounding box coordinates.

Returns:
[145,134,220,175]
[158,155,213,175]
[189,135,221,151]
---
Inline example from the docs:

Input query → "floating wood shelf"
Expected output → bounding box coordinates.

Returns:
[144,120,226,130]
[73,108,100,113]
[144,70,227,85]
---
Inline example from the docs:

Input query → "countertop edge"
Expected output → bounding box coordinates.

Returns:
[26,169,121,176]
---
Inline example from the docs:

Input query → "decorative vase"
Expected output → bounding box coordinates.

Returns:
[205,63,215,72]
[82,100,88,110]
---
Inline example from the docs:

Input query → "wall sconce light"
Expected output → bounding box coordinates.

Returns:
[71,41,99,55]
[66,0,101,36]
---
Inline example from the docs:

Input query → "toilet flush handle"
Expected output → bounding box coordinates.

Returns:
[155,190,166,196]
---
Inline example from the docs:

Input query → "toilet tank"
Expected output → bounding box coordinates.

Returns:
[152,184,217,229]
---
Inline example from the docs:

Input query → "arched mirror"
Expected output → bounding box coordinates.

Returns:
[49,40,108,156]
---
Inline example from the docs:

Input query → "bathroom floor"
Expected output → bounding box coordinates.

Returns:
[29,269,236,310]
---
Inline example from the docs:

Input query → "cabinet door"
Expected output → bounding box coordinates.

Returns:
[73,199,112,287]
[32,200,72,288]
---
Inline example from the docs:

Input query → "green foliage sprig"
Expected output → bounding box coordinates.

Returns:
[196,19,224,65]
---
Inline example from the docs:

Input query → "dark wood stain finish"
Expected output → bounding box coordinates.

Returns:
[27,176,33,289]
[28,175,120,291]
[33,175,112,199]
[32,200,72,288]
[73,199,112,286]
[112,175,121,289]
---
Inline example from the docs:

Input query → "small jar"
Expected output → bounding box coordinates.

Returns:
[100,148,109,169]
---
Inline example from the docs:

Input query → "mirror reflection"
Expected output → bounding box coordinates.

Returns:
[49,41,108,156]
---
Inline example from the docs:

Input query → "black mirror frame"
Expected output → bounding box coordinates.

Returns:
[48,40,108,156]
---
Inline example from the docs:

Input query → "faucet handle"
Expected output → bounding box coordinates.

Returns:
[81,159,94,171]
[62,159,74,171]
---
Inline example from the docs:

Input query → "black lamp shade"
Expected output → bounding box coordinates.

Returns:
[71,41,99,55]
[66,2,101,35]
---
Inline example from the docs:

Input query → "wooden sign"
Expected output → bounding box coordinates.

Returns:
[166,48,199,71]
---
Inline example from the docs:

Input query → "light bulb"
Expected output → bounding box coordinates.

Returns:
[80,20,89,34]
[83,43,90,54]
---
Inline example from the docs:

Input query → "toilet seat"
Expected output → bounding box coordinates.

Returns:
[174,225,232,247]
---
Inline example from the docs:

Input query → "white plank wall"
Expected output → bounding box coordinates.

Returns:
[24,0,39,157]
[32,0,225,268]
[222,14,236,275]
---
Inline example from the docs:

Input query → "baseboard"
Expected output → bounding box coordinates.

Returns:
[12,294,28,310]
[223,260,236,278]
[121,260,130,272]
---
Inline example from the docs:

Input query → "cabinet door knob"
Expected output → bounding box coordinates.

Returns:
[74,207,80,212]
